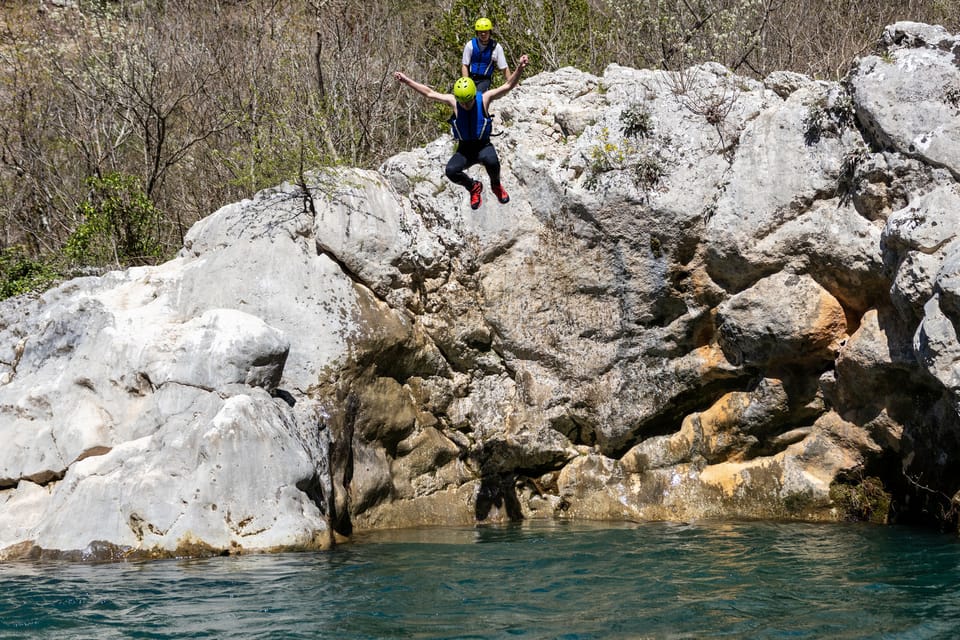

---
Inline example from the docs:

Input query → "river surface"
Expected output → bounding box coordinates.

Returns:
[2,519,960,639]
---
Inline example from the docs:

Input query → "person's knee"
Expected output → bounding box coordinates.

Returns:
[479,149,500,169]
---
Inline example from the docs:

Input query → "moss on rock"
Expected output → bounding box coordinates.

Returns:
[829,476,891,524]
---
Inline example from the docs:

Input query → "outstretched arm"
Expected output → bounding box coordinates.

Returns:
[395,72,456,108]
[484,54,529,104]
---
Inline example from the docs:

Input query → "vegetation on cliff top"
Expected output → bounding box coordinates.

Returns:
[0,0,957,296]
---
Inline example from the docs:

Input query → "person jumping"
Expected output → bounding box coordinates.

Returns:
[394,54,529,210]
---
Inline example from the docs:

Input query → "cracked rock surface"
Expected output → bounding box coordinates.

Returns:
[5,21,960,559]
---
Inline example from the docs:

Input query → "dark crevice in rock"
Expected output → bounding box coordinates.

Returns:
[272,388,296,407]
[327,391,358,538]
[550,413,596,448]
[74,446,112,463]
[366,339,452,385]
[423,334,488,378]
[613,372,758,458]
[22,468,66,487]
[296,473,327,518]
[317,245,385,303]
[477,236,520,265]
[160,380,215,393]
[850,447,956,530]
[124,371,155,396]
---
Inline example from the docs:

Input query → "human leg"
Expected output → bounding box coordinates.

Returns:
[445,150,475,189]
[446,147,484,209]
[477,143,509,203]
[477,143,501,185]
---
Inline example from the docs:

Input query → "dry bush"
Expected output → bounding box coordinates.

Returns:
[308,0,442,164]
[0,0,438,272]
[0,0,959,289]
[756,0,960,78]
[601,0,960,79]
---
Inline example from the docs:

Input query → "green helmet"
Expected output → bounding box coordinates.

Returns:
[474,17,493,32]
[453,77,477,101]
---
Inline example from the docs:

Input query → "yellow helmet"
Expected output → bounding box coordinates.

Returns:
[453,77,477,101]
[474,17,493,32]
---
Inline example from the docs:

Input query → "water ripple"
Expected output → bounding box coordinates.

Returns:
[2,520,960,638]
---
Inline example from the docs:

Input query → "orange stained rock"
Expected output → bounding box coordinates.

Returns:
[694,343,731,373]
[698,460,755,497]
[812,288,848,352]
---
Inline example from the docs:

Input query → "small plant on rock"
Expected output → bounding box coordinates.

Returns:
[584,126,667,192]
[664,67,740,156]
[836,147,868,205]
[620,102,654,138]
[945,86,960,111]
[804,91,856,145]
[634,155,666,190]
[584,127,628,189]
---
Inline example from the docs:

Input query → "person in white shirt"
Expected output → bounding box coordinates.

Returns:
[461,17,511,92]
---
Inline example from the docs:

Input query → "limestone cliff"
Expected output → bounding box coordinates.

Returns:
[4,22,960,560]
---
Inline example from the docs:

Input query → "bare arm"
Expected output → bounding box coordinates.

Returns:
[394,71,456,108]
[484,54,529,105]
[461,41,473,77]
[497,44,511,85]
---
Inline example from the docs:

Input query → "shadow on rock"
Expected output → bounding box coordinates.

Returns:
[475,474,523,521]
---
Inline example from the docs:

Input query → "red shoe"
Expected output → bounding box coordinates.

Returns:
[469,181,483,209]
[492,183,510,204]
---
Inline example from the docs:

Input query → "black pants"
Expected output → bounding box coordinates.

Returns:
[471,75,492,92]
[445,139,501,190]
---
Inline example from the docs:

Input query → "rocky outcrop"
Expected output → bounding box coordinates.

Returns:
[4,22,960,559]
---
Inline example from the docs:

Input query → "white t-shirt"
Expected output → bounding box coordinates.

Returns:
[461,39,508,74]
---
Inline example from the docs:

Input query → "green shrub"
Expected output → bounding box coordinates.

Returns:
[0,246,59,300]
[804,91,856,145]
[65,173,164,269]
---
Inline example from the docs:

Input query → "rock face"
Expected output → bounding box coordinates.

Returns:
[5,22,960,559]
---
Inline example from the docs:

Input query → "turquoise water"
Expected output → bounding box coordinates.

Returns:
[2,520,960,639]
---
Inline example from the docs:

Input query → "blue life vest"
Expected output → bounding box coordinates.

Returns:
[468,38,497,78]
[450,90,492,141]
